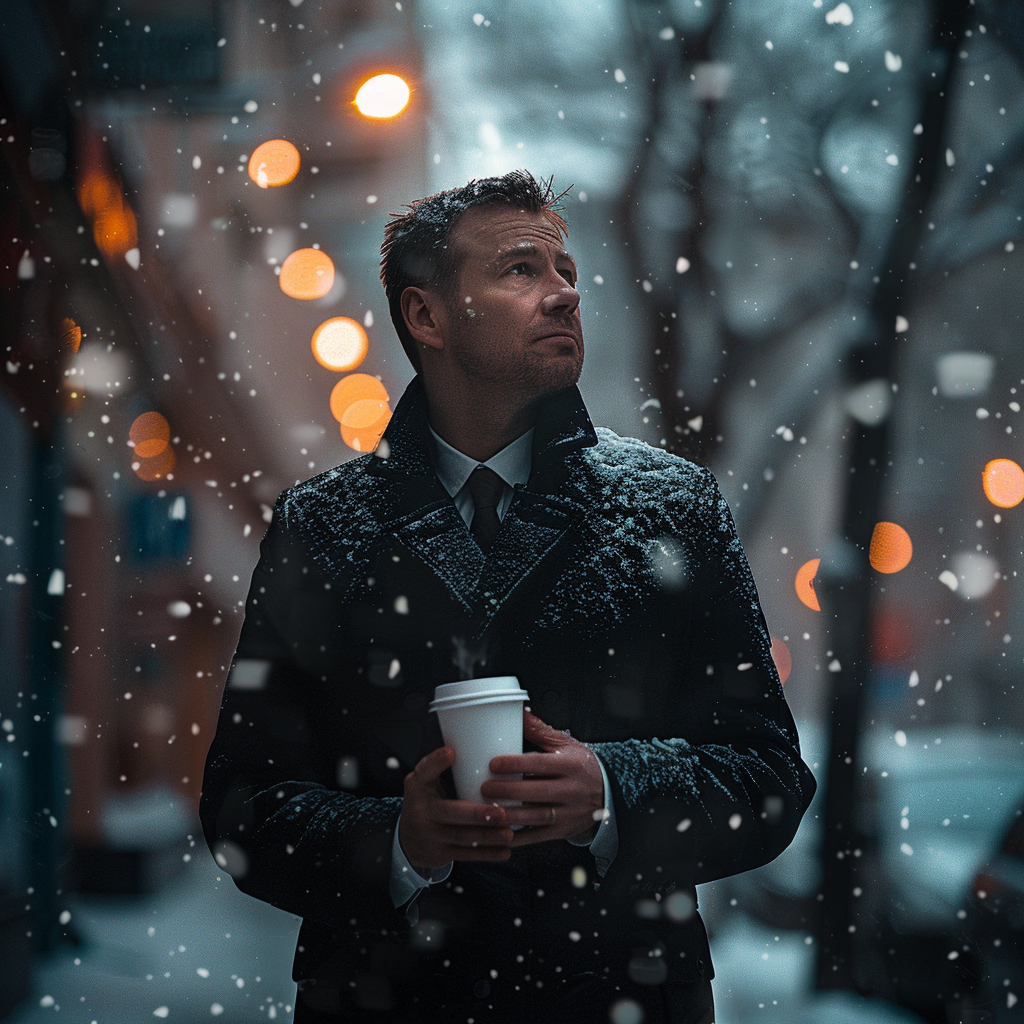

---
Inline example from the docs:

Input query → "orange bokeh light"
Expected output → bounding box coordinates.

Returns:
[93,201,138,258]
[311,317,369,372]
[60,317,82,354]
[130,412,171,458]
[795,558,821,611]
[869,522,913,574]
[341,403,391,452]
[76,136,139,262]
[329,373,389,424]
[354,73,411,118]
[770,637,792,685]
[77,171,120,220]
[279,248,336,300]
[342,397,389,428]
[132,445,176,482]
[982,458,1024,508]
[248,139,301,188]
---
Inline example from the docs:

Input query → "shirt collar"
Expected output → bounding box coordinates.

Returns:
[428,423,535,499]
[369,376,598,489]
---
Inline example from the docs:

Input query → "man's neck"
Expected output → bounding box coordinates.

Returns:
[424,387,540,463]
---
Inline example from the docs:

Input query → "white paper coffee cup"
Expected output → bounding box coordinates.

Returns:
[428,677,529,822]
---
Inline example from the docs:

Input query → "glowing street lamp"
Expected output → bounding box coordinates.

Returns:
[795,558,821,612]
[248,139,301,188]
[340,399,391,452]
[329,373,389,423]
[868,521,913,574]
[133,446,176,482]
[983,458,1024,508]
[279,248,336,300]
[329,374,391,452]
[311,317,368,372]
[354,74,411,119]
[129,411,171,458]
[60,317,82,354]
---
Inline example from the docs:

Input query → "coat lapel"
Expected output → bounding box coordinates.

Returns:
[472,487,586,638]
[390,501,485,613]
[468,381,598,635]
[370,378,484,610]
[367,375,598,624]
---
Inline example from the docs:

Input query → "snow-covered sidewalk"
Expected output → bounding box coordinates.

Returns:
[9,851,300,1024]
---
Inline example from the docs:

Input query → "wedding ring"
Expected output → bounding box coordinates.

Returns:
[550,807,556,823]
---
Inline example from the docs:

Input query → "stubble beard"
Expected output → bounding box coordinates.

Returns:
[448,315,583,403]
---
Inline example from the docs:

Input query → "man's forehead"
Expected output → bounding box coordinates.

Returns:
[454,206,571,258]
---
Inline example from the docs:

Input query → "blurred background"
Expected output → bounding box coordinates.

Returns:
[1,0,1023,1021]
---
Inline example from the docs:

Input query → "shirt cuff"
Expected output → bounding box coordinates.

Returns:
[390,812,454,917]
[565,751,619,879]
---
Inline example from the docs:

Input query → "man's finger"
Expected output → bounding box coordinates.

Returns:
[483,781,561,806]
[490,752,568,775]
[432,799,509,828]
[413,746,454,781]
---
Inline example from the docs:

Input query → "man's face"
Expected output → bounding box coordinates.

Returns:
[434,204,584,399]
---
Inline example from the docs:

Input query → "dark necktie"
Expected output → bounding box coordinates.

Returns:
[467,466,504,554]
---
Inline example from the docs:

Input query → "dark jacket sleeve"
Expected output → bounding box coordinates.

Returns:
[587,467,816,886]
[198,494,403,930]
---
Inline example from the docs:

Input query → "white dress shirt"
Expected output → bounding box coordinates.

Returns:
[389,424,620,922]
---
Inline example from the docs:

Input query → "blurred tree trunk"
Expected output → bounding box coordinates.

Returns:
[618,0,727,465]
[814,0,972,992]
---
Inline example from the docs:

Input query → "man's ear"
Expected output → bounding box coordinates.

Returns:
[401,286,446,353]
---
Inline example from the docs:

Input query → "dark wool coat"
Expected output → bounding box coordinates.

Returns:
[200,375,816,1024]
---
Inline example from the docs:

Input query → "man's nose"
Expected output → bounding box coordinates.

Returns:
[541,279,581,317]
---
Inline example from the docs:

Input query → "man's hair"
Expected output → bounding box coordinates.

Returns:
[380,170,569,372]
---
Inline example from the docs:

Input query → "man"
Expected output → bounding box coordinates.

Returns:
[200,170,816,1024]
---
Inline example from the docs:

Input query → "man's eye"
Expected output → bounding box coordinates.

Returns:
[508,263,529,275]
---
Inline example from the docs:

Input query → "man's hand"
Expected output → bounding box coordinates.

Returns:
[399,710,606,872]
[480,709,605,848]
[399,746,515,872]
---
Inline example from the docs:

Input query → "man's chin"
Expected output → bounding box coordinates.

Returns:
[480,351,583,400]
[537,356,583,393]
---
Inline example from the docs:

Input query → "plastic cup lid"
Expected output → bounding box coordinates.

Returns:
[432,676,520,701]
[428,690,527,713]
[429,688,526,705]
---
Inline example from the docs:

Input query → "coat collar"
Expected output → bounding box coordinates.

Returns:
[367,373,598,488]
[365,375,598,632]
